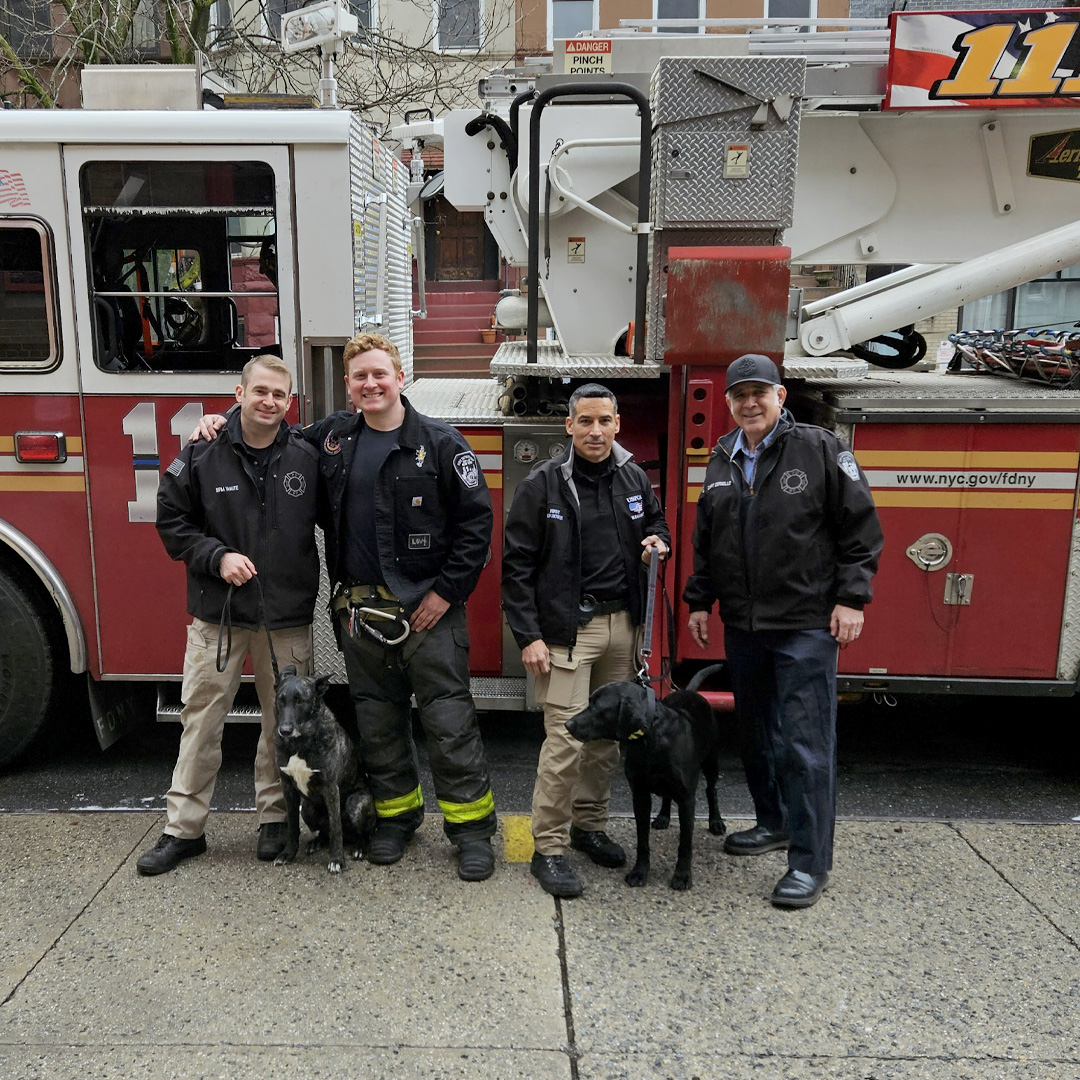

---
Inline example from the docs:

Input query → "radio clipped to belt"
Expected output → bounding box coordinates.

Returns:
[332,584,410,647]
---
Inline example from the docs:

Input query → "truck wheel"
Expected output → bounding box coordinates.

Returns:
[0,570,55,767]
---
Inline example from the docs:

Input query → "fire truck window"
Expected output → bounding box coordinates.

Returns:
[0,224,58,372]
[80,160,279,374]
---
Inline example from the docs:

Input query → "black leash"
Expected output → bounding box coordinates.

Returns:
[636,548,660,719]
[216,576,280,683]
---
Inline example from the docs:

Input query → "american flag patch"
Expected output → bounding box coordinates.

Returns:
[166,458,186,477]
[0,170,30,208]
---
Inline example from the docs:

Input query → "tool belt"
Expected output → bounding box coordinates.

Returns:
[332,583,410,647]
[578,594,628,625]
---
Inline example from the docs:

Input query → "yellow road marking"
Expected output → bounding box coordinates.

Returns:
[501,814,534,863]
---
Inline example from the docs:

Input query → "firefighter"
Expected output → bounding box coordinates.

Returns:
[684,354,883,908]
[502,383,670,897]
[138,354,319,875]
[305,333,498,881]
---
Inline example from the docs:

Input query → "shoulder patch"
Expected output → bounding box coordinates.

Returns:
[166,458,186,478]
[837,451,860,481]
[453,450,480,489]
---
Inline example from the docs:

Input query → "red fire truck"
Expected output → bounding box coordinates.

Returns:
[0,101,415,765]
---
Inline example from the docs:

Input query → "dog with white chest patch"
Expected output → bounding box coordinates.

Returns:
[273,665,375,873]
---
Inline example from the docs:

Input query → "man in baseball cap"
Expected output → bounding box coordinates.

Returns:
[684,353,883,909]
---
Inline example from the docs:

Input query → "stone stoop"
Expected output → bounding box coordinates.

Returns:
[413,282,503,377]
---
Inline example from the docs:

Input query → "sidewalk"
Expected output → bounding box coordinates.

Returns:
[1,812,1077,1079]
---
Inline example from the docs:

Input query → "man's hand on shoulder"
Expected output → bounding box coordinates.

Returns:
[641,535,668,564]
[687,611,709,650]
[219,552,257,586]
[410,589,450,632]
[190,414,227,443]
[521,639,550,676]
[830,604,863,645]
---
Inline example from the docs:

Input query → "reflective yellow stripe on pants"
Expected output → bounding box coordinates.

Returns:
[375,785,424,818]
[438,789,495,824]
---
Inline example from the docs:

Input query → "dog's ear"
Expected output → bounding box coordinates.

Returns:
[313,673,332,701]
[614,684,649,741]
[277,663,298,689]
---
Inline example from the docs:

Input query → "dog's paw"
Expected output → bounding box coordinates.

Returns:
[274,849,298,866]
[651,814,670,831]
[708,818,726,836]
[327,860,345,874]
[669,871,692,891]
[305,838,321,856]
[625,866,648,887]
[351,847,363,861]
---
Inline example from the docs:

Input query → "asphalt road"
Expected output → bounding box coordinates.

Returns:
[3,683,1080,823]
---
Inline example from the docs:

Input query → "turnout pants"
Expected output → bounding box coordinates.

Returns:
[724,626,838,875]
[339,602,496,842]
[531,610,636,856]
[166,619,312,840]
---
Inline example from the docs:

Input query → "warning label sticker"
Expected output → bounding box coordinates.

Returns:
[565,39,612,75]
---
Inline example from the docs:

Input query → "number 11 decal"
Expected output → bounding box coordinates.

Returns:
[121,402,205,522]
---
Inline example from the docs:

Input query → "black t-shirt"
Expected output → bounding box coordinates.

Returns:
[574,453,628,602]
[241,440,274,501]
[342,424,401,585]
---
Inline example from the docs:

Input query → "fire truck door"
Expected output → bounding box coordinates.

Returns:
[62,146,298,677]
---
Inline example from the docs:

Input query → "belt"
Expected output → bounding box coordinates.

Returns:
[578,594,628,623]
[332,583,399,611]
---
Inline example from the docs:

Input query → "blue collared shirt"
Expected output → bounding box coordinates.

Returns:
[731,418,782,487]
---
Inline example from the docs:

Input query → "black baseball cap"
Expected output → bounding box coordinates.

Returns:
[725,354,781,391]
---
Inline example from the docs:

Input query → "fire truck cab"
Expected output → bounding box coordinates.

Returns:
[0,105,413,765]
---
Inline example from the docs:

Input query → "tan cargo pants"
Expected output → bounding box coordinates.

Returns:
[165,618,312,840]
[531,610,637,856]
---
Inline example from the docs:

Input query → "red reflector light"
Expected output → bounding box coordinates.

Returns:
[14,432,66,463]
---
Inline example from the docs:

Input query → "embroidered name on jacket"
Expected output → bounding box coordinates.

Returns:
[454,451,480,489]
[705,480,731,491]
[547,507,564,521]
[215,485,239,493]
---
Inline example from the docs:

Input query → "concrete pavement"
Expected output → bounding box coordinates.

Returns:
[0,812,1078,1080]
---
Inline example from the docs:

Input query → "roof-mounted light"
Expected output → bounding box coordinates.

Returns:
[281,0,359,55]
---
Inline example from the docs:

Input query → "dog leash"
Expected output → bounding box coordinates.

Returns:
[636,547,660,721]
[216,576,281,683]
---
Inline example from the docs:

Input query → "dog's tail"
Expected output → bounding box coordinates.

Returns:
[683,663,726,694]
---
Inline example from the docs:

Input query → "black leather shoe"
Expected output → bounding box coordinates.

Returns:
[136,833,206,876]
[530,853,583,897]
[256,822,287,861]
[723,825,790,856]
[456,837,495,882]
[570,826,626,868]
[771,869,829,908]
[367,820,418,865]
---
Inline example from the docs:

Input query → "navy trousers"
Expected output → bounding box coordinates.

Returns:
[724,626,838,874]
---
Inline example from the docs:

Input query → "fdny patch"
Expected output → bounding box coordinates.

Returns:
[837,451,860,481]
[415,445,427,468]
[324,432,342,456]
[454,451,480,489]
[408,533,431,550]
[283,471,306,497]
[165,457,186,478]
[547,507,564,521]
[780,469,808,495]
[626,494,644,519]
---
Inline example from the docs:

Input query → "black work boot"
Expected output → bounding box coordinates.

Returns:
[570,825,626,868]
[256,822,287,862]
[367,818,419,865]
[456,837,495,881]
[530,852,583,897]
[136,833,207,876]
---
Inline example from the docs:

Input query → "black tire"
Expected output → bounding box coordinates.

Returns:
[0,569,55,767]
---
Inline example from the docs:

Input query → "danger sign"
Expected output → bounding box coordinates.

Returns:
[565,39,612,75]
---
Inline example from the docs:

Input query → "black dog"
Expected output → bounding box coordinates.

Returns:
[273,666,375,874]
[565,666,726,891]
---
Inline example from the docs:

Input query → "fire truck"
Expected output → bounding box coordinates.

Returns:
[0,85,416,766]
[4,9,1080,767]
[392,8,1080,710]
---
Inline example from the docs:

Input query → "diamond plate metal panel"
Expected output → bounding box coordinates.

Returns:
[490,340,664,379]
[1057,519,1080,681]
[313,530,347,682]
